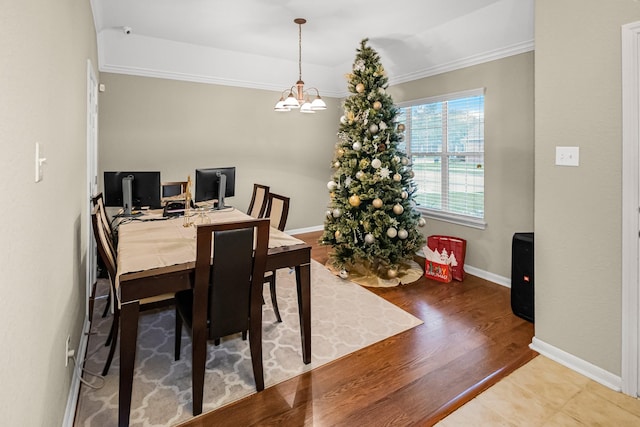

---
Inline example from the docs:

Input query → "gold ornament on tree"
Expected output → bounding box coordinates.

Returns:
[356,83,365,93]
[349,194,361,207]
[373,101,382,110]
[372,198,383,208]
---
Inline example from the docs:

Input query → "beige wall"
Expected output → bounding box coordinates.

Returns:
[99,53,534,278]
[535,0,640,375]
[97,73,340,230]
[389,52,535,278]
[2,1,636,422]
[0,1,97,425]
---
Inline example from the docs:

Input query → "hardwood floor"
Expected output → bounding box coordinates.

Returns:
[178,231,535,427]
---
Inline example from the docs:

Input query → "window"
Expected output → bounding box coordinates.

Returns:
[398,89,485,228]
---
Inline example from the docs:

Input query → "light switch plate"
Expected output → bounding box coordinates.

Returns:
[555,146,579,166]
[35,142,46,182]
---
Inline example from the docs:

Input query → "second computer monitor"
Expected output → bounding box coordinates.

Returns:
[103,171,162,213]
[195,167,236,209]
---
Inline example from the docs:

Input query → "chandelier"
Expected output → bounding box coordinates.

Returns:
[274,18,327,113]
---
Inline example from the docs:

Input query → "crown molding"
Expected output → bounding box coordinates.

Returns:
[98,38,534,99]
[389,39,535,86]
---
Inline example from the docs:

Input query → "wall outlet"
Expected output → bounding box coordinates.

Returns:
[65,335,74,367]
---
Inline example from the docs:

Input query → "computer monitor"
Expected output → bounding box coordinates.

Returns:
[195,167,236,209]
[103,171,162,214]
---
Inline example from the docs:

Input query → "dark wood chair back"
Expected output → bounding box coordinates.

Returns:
[247,183,270,218]
[91,192,115,244]
[174,218,270,414]
[265,193,290,231]
[91,204,117,283]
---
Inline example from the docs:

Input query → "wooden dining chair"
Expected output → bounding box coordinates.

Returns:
[91,204,174,376]
[174,218,270,416]
[263,193,290,322]
[246,183,270,218]
[90,204,121,375]
[91,193,114,243]
[90,193,116,319]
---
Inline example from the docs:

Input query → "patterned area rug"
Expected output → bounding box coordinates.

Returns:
[74,260,423,426]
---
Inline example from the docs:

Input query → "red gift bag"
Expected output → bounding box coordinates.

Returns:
[424,260,452,283]
[427,235,467,281]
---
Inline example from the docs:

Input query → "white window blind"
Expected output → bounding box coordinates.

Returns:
[398,89,485,228]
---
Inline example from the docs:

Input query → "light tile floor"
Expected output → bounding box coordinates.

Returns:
[436,355,640,426]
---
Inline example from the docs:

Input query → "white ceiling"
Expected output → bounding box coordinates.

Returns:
[90,0,534,97]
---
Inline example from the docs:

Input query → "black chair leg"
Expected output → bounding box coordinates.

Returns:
[102,309,119,376]
[89,280,98,321]
[269,274,282,323]
[105,312,115,347]
[175,308,182,361]
[102,290,111,318]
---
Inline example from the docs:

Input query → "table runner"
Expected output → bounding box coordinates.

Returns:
[116,207,304,285]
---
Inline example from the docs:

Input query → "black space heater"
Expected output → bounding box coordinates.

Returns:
[511,232,534,323]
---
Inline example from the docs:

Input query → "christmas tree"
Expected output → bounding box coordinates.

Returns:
[321,39,426,280]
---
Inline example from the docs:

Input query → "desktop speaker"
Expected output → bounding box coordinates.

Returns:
[511,232,534,323]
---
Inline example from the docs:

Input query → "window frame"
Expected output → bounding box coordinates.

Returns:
[397,88,487,229]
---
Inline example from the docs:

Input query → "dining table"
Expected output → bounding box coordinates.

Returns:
[114,206,312,427]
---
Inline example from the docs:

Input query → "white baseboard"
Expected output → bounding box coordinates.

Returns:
[530,337,622,392]
[287,224,324,235]
[464,264,511,288]
[62,317,91,427]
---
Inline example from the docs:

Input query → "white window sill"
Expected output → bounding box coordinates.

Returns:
[418,208,487,230]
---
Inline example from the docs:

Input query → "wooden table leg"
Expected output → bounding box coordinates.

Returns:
[191,276,208,416]
[295,262,311,364]
[119,300,140,427]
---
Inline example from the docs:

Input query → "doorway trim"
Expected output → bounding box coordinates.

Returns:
[621,20,640,397]
[86,59,98,319]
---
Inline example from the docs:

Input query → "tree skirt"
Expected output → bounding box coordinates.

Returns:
[326,259,424,287]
